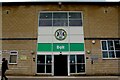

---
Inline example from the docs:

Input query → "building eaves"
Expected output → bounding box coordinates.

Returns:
[2,2,119,6]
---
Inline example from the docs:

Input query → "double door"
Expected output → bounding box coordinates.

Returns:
[37,54,85,76]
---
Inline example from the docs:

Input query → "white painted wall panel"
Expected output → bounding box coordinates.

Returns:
[70,27,83,34]
[37,36,52,43]
[38,27,53,35]
[70,35,84,43]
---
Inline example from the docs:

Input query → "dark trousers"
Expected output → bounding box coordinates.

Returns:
[1,70,8,80]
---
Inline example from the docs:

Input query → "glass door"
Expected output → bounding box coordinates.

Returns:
[37,55,52,74]
[69,54,85,74]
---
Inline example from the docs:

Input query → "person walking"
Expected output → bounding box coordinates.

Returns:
[1,58,8,80]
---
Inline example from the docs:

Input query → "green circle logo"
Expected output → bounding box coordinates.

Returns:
[55,29,67,41]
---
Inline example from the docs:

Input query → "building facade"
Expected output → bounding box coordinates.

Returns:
[1,2,120,76]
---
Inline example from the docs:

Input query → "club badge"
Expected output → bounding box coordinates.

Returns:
[54,29,67,41]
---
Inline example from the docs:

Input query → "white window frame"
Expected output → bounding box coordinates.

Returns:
[38,11,83,27]
[9,51,18,64]
[101,40,120,59]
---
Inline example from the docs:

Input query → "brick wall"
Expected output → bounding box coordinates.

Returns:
[2,3,119,75]
[118,5,120,75]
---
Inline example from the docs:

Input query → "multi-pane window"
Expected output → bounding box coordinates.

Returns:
[9,51,18,64]
[37,55,52,73]
[70,55,85,73]
[101,40,120,59]
[39,12,82,27]
[53,12,68,26]
[39,13,52,26]
[69,12,82,26]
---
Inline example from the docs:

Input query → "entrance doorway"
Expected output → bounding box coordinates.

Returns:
[54,55,68,76]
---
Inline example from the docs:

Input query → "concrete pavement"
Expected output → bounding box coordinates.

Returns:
[7,76,120,80]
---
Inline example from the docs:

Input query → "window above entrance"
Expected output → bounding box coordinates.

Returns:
[39,12,83,27]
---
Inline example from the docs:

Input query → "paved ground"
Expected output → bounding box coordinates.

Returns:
[6,76,120,80]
